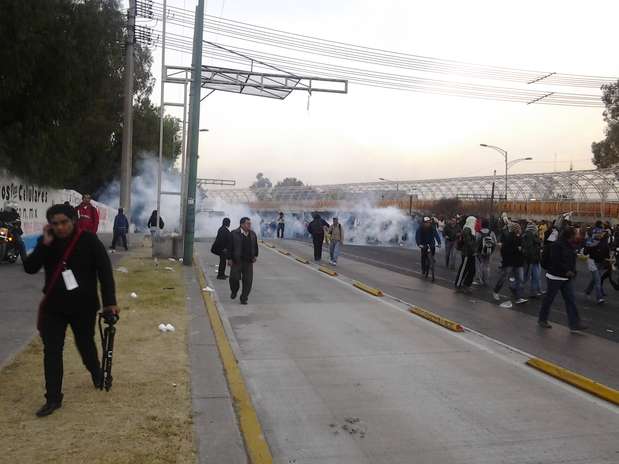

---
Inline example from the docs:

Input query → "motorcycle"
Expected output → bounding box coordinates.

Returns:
[0,221,21,264]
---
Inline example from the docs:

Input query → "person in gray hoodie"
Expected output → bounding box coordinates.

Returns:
[474,218,497,286]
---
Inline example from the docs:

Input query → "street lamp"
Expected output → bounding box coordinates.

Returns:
[480,144,532,201]
[378,177,399,192]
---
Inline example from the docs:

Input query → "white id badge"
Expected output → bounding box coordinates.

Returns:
[62,269,79,291]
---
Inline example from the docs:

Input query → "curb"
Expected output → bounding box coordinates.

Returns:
[195,263,274,464]
[277,249,291,256]
[409,305,464,332]
[295,256,310,264]
[319,266,337,276]
[526,358,619,406]
[353,281,384,297]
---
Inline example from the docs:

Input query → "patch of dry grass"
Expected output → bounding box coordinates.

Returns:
[0,247,196,464]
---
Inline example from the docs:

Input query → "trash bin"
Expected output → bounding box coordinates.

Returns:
[152,234,174,258]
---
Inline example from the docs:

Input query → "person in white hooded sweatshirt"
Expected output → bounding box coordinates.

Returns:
[455,216,478,293]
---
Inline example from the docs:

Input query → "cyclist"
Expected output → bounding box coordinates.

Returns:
[416,217,441,277]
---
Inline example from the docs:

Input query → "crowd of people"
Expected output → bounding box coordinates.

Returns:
[420,212,619,333]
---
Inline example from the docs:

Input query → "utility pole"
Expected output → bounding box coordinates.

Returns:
[120,0,135,218]
[490,169,496,215]
[156,0,167,231]
[183,0,205,265]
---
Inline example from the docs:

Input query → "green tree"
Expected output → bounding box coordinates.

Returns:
[250,173,272,190]
[592,80,619,168]
[274,177,304,188]
[0,0,180,196]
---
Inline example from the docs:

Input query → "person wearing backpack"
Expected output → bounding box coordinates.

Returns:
[584,221,610,304]
[455,216,477,293]
[474,218,496,286]
[443,217,461,270]
[211,217,232,279]
[522,222,544,298]
[492,222,528,306]
[307,213,329,262]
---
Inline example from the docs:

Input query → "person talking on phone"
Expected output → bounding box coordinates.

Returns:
[23,204,119,417]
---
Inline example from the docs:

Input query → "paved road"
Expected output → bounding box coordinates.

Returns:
[285,239,619,342]
[197,241,619,464]
[269,239,619,390]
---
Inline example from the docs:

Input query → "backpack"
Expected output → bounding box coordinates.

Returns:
[479,232,495,257]
[455,232,464,251]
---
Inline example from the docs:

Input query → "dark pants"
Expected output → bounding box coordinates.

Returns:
[217,253,227,278]
[111,231,128,250]
[277,223,285,239]
[312,234,324,261]
[538,278,581,328]
[455,255,475,288]
[40,309,100,403]
[230,260,254,302]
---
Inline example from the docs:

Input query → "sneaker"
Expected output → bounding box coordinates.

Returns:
[514,298,528,305]
[492,292,501,301]
[597,298,605,305]
[230,291,237,300]
[499,301,513,309]
[472,281,481,286]
[36,401,62,417]
[538,320,552,329]
[240,299,248,305]
[570,323,589,333]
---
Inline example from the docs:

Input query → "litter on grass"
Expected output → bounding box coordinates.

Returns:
[116,267,129,273]
[130,292,138,299]
[202,287,214,292]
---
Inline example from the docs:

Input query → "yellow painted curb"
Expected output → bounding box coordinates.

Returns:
[526,358,619,406]
[195,263,274,464]
[319,266,337,276]
[295,256,310,264]
[277,249,291,256]
[409,306,464,332]
[264,243,276,248]
[353,281,384,297]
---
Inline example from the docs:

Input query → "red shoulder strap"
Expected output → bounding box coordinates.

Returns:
[43,228,83,297]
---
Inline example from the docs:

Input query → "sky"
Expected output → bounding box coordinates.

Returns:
[135,0,619,189]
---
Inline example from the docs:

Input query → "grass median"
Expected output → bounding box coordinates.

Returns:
[0,247,195,464]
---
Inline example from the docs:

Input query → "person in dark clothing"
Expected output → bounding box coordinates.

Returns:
[228,217,259,305]
[23,204,119,417]
[416,217,441,275]
[0,201,27,261]
[211,217,232,279]
[492,223,527,305]
[111,208,130,251]
[443,217,460,270]
[584,221,610,303]
[307,213,329,261]
[538,227,588,332]
[455,216,477,293]
[276,212,285,239]
[522,222,543,297]
[147,210,164,240]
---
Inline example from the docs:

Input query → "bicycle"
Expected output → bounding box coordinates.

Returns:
[420,244,435,282]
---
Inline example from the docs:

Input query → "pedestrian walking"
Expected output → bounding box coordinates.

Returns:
[110,208,129,251]
[455,216,477,293]
[492,223,528,306]
[77,194,99,234]
[474,218,497,286]
[538,226,588,332]
[228,217,259,305]
[443,217,460,270]
[147,210,164,240]
[522,222,543,298]
[211,217,232,279]
[307,213,329,262]
[328,217,344,265]
[23,204,119,417]
[276,212,285,239]
[584,221,610,304]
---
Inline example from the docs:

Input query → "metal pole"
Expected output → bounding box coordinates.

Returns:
[179,73,189,241]
[490,169,496,215]
[504,153,508,202]
[120,0,135,220]
[183,0,205,265]
[156,0,167,232]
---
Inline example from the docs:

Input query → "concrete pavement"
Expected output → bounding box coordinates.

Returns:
[270,239,619,390]
[197,241,619,464]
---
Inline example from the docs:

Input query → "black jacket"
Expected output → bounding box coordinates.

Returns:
[23,231,116,314]
[228,228,258,263]
[500,232,524,267]
[443,223,460,242]
[307,218,328,236]
[547,238,577,279]
[211,226,232,256]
